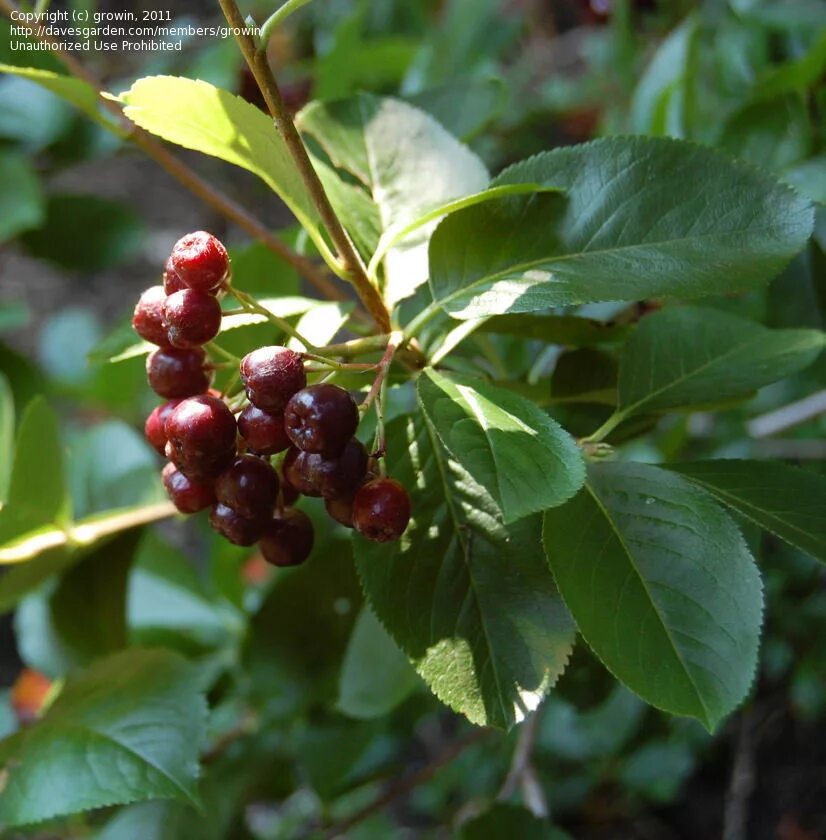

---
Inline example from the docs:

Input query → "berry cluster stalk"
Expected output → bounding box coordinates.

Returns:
[217,0,392,334]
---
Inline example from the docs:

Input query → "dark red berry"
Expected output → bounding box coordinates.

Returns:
[170,231,229,294]
[284,384,358,457]
[145,399,182,455]
[238,404,291,455]
[259,509,314,567]
[325,495,355,528]
[209,503,267,547]
[162,462,216,513]
[282,447,322,497]
[314,438,368,500]
[353,478,411,543]
[162,289,222,348]
[165,395,237,479]
[215,454,279,520]
[163,256,187,294]
[146,347,211,399]
[133,286,170,347]
[280,470,300,507]
[240,346,307,413]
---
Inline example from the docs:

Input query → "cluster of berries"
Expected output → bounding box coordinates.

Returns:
[133,231,411,567]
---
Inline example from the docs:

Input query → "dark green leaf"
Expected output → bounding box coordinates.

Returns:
[459,804,570,839]
[20,195,143,271]
[337,606,420,720]
[668,460,826,565]
[0,151,43,242]
[544,463,762,730]
[479,314,631,347]
[15,532,137,677]
[407,76,505,141]
[429,138,813,319]
[0,398,68,546]
[418,369,585,523]
[0,649,206,826]
[615,306,825,419]
[356,415,575,729]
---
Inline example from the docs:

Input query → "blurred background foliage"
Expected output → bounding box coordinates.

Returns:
[0,0,825,837]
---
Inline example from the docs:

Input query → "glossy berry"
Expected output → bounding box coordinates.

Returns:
[240,346,306,413]
[280,470,300,507]
[162,462,216,514]
[162,289,222,348]
[353,478,411,543]
[133,286,170,347]
[284,384,358,457]
[209,503,267,547]
[163,256,187,295]
[316,438,368,500]
[165,395,237,478]
[238,404,291,455]
[146,347,211,399]
[144,399,182,455]
[170,231,229,293]
[215,454,279,520]
[325,495,355,528]
[282,447,322,497]
[260,509,314,567]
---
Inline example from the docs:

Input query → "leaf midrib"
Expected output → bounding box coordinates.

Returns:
[584,481,712,725]
[619,330,819,416]
[422,417,510,726]
[674,472,825,555]
[433,219,796,310]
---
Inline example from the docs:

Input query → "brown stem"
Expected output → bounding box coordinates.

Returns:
[216,0,391,333]
[360,331,402,414]
[318,729,491,839]
[0,0,347,306]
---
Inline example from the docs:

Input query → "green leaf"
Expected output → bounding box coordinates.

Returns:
[0,64,119,131]
[629,17,698,137]
[245,517,362,709]
[117,76,322,247]
[0,373,13,504]
[550,349,619,406]
[355,415,575,729]
[287,301,353,352]
[479,314,631,347]
[417,369,585,523]
[128,531,244,652]
[406,76,505,141]
[20,195,143,272]
[298,93,489,304]
[544,463,763,730]
[0,151,43,242]
[15,532,137,677]
[615,306,825,419]
[67,421,165,520]
[459,804,571,839]
[0,398,68,546]
[0,648,206,826]
[667,460,826,565]
[337,606,420,720]
[429,137,814,319]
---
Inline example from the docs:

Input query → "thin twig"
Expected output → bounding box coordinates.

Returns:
[360,331,402,415]
[497,707,547,816]
[318,729,491,839]
[0,0,347,306]
[723,708,758,840]
[747,389,826,439]
[217,0,391,333]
